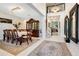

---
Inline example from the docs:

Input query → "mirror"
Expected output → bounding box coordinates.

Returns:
[72,12,76,38]
[64,16,70,43]
[69,3,78,43]
[64,16,69,37]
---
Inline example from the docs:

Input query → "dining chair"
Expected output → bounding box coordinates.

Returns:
[27,30,32,42]
[11,30,18,43]
[16,31,28,45]
[3,30,7,41]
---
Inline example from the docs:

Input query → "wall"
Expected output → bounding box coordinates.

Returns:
[32,3,46,15]
[31,3,47,38]
[65,3,76,17]
[40,16,46,38]
[0,11,21,40]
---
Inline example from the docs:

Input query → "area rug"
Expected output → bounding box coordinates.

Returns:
[28,40,72,56]
[0,39,39,55]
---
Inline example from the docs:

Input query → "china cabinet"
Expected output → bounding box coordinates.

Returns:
[26,18,39,37]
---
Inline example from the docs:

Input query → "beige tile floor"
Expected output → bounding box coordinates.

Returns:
[0,36,79,56]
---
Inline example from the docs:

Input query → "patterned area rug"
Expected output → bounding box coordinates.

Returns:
[28,40,72,56]
[0,39,39,55]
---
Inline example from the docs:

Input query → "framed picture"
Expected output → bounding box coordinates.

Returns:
[0,17,12,23]
[69,3,78,43]
[47,3,65,13]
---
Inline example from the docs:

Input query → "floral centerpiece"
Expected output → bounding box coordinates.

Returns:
[13,22,21,30]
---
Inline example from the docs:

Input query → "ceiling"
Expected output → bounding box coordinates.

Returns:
[0,3,65,20]
[0,3,43,20]
[32,3,65,15]
[32,3,46,15]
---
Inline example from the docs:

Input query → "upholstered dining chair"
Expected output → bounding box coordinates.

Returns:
[3,30,7,41]
[27,31,32,42]
[11,30,18,43]
[3,30,11,42]
[16,30,32,45]
[16,31,28,45]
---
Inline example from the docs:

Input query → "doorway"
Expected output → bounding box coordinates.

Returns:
[47,15,60,37]
[51,21,59,36]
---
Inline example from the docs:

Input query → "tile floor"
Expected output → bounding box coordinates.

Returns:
[0,36,79,56]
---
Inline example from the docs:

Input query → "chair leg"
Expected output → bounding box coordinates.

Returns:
[3,34,5,41]
[29,37,32,42]
[26,39,29,44]
[20,41,22,45]
[11,39,15,43]
[16,40,18,45]
[7,37,10,42]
